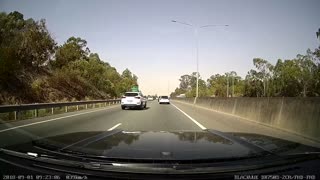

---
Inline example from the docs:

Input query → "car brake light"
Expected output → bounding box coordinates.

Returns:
[135,96,140,99]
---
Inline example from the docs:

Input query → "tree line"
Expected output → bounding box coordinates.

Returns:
[171,29,320,98]
[0,11,138,104]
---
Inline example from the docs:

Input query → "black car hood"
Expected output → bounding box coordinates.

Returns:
[6,129,320,161]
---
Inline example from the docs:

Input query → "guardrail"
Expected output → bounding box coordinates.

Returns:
[0,99,121,121]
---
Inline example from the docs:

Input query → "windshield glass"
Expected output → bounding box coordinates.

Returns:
[0,0,320,178]
[125,93,139,97]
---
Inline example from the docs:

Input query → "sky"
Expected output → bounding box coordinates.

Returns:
[1,0,319,95]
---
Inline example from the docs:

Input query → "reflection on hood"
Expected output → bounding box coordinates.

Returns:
[6,129,320,161]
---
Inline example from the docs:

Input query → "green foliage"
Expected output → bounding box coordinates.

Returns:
[172,72,208,98]
[206,71,244,97]
[174,42,320,98]
[117,69,138,93]
[52,37,90,69]
[0,11,138,104]
[0,11,56,103]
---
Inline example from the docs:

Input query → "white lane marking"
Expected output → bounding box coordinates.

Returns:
[0,106,119,133]
[171,103,207,130]
[108,123,122,131]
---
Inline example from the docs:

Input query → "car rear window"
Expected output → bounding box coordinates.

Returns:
[161,96,168,99]
[125,93,138,97]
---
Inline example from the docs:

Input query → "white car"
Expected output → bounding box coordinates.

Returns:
[159,96,170,104]
[147,97,153,101]
[121,92,147,110]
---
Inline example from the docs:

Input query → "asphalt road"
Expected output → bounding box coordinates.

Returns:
[0,100,319,148]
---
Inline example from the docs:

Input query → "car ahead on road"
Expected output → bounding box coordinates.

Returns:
[147,97,153,101]
[159,96,170,104]
[121,92,147,110]
[1,129,320,179]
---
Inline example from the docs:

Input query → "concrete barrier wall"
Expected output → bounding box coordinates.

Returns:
[175,97,320,141]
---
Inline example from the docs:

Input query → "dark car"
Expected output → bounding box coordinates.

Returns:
[1,129,320,179]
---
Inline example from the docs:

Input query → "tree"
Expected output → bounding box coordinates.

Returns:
[252,58,273,97]
[179,75,192,90]
[313,28,320,95]
[273,59,302,96]
[207,74,228,97]
[170,87,186,97]
[296,50,317,96]
[53,37,90,68]
[0,11,56,103]
[0,11,140,104]
[118,69,139,93]
[244,70,263,97]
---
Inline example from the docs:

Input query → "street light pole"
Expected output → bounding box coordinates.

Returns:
[227,74,229,97]
[232,76,234,97]
[195,28,199,99]
[172,20,228,102]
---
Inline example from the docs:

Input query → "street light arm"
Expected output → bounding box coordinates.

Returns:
[172,19,229,100]
[199,24,229,28]
[171,20,193,27]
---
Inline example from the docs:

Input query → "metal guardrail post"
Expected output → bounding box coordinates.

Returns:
[14,111,17,120]
[76,105,79,111]
[34,109,38,117]
[86,104,88,109]
[65,106,68,113]
[51,107,54,115]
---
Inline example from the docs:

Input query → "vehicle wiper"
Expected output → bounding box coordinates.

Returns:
[284,151,320,156]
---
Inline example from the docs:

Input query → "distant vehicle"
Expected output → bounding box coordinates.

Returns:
[121,92,147,110]
[159,96,170,104]
[147,97,153,101]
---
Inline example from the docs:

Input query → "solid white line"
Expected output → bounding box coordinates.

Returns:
[171,103,207,130]
[108,123,122,131]
[0,106,119,133]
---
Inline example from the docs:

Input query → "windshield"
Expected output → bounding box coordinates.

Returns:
[125,93,139,97]
[0,0,320,178]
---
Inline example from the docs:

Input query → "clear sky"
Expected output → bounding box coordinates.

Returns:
[1,0,319,95]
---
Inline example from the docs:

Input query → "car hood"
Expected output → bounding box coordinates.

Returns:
[5,129,320,161]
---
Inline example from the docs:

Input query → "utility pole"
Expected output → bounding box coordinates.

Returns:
[227,74,229,97]
[172,20,228,102]
[232,75,234,97]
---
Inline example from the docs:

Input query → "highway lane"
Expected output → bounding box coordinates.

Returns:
[0,101,200,148]
[0,100,319,148]
[172,100,320,148]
